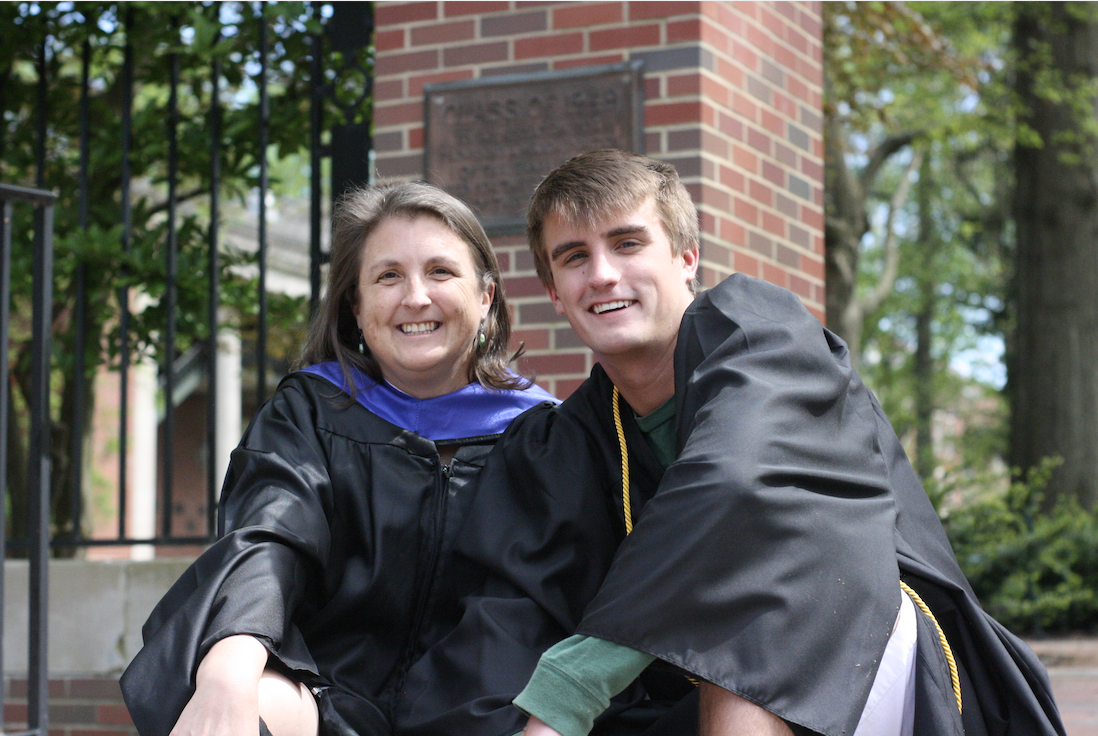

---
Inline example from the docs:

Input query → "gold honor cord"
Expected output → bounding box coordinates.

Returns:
[900,581,963,715]
[613,386,698,685]
[613,386,963,715]
[612,387,633,534]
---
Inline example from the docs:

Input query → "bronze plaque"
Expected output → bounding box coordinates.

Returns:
[424,62,644,234]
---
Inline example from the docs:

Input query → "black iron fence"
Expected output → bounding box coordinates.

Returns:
[1,1,374,555]
[2,4,371,731]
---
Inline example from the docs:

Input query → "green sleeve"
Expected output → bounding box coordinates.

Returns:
[513,635,655,736]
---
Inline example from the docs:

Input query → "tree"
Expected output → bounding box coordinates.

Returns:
[1,2,343,546]
[1011,2,1098,510]
[824,2,1015,487]
[822,2,953,359]
[858,135,1012,498]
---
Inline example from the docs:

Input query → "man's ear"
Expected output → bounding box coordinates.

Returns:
[545,283,566,316]
[681,245,700,283]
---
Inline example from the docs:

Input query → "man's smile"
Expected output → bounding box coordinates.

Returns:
[591,300,637,315]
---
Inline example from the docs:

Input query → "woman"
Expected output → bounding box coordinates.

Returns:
[120,182,558,736]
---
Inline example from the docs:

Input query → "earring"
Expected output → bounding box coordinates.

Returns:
[476,322,487,349]
[358,330,366,355]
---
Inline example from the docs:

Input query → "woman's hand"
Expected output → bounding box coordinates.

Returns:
[521,715,565,736]
[169,635,269,736]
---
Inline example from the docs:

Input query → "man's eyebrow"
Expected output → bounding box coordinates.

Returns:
[549,224,650,262]
[550,240,585,262]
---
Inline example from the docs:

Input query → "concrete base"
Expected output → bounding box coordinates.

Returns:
[3,558,194,677]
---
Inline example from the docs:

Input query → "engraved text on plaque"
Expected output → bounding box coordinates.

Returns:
[424,63,644,233]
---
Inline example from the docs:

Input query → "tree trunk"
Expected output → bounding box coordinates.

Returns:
[913,158,936,482]
[823,96,863,347]
[823,109,919,363]
[1011,2,1098,510]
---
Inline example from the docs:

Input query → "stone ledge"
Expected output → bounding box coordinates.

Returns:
[3,558,195,676]
[1026,637,1098,670]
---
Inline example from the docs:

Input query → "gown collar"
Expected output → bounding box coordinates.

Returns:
[300,361,558,442]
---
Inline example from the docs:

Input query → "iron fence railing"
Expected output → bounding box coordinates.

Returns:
[2,2,373,556]
[1,4,372,731]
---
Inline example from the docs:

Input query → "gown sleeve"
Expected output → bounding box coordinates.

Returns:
[575,275,902,736]
[514,635,655,736]
[120,377,336,736]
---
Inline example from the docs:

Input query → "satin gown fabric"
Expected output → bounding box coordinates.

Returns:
[566,274,1063,736]
[121,367,564,736]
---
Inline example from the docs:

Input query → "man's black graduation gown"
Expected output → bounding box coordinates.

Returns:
[120,368,586,736]
[487,274,1063,736]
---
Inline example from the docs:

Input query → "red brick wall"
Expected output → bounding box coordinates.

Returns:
[375,1,824,397]
[4,677,136,736]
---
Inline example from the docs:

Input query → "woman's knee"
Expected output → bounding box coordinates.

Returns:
[258,669,320,736]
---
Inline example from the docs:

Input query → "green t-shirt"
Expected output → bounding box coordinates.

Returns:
[634,397,677,469]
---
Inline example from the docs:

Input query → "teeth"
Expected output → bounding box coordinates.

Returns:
[592,300,634,315]
[401,322,439,334]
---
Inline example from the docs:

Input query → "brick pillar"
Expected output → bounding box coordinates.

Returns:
[374,1,824,396]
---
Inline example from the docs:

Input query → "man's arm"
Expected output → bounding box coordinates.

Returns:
[699,683,793,736]
[514,636,795,736]
[171,635,320,736]
[514,635,654,736]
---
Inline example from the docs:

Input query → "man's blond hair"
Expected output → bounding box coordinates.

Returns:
[526,149,700,287]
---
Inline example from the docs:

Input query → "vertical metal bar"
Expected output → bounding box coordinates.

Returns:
[36,27,48,189]
[72,32,91,544]
[256,2,269,406]
[162,20,180,538]
[118,9,134,539]
[29,27,52,734]
[207,28,222,537]
[0,198,12,704]
[27,201,54,736]
[309,3,324,316]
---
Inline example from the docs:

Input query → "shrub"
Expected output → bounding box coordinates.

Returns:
[943,457,1098,634]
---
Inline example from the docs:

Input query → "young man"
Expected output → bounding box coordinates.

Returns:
[510,150,1064,736]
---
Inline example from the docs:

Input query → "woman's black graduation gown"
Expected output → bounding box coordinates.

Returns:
[120,365,580,736]
[486,274,1064,736]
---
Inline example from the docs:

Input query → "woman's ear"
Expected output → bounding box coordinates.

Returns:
[350,285,361,322]
[480,282,495,321]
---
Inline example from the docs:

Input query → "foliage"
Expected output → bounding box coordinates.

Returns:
[824,1,979,127]
[822,3,998,352]
[1,2,358,544]
[1012,2,1098,161]
[858,137,1011,479]
[826,1,1098,632]
[825,2,1017,483]
[944,457,1098,634]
